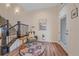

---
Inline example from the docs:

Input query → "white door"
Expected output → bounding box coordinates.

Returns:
[60,15,67,47]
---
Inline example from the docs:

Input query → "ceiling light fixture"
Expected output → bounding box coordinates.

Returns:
[15,7,20,14]
[6,3,10,7]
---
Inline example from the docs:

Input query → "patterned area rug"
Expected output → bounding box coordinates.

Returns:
[19,41,46,56]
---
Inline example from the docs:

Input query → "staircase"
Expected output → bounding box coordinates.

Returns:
[0,20,28,55]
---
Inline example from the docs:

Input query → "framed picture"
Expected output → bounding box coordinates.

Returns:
[39,19,47,30]
[39,23,46,30]
[71,8,78,19]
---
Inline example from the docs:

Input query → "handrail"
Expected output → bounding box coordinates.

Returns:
[8,24,17,30]
[21,23,28,27]
[17,34,28,38]
[7,34,28,47]
[0,23,28,30]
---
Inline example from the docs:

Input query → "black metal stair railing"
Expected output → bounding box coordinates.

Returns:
[7,21,29,47]
[0,20,29,55]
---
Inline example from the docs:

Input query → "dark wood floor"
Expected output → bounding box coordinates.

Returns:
[5,42,68,56]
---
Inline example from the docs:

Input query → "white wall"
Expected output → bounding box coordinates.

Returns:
[29,7,59,42]
[59,4,79,56]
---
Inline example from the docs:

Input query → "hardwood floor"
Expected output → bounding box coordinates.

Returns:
[5,42,68,56]
[44,42,68,56]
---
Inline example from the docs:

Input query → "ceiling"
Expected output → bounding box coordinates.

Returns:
[19,3,59,11]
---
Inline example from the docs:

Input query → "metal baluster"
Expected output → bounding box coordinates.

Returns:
[17,21,21,38]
